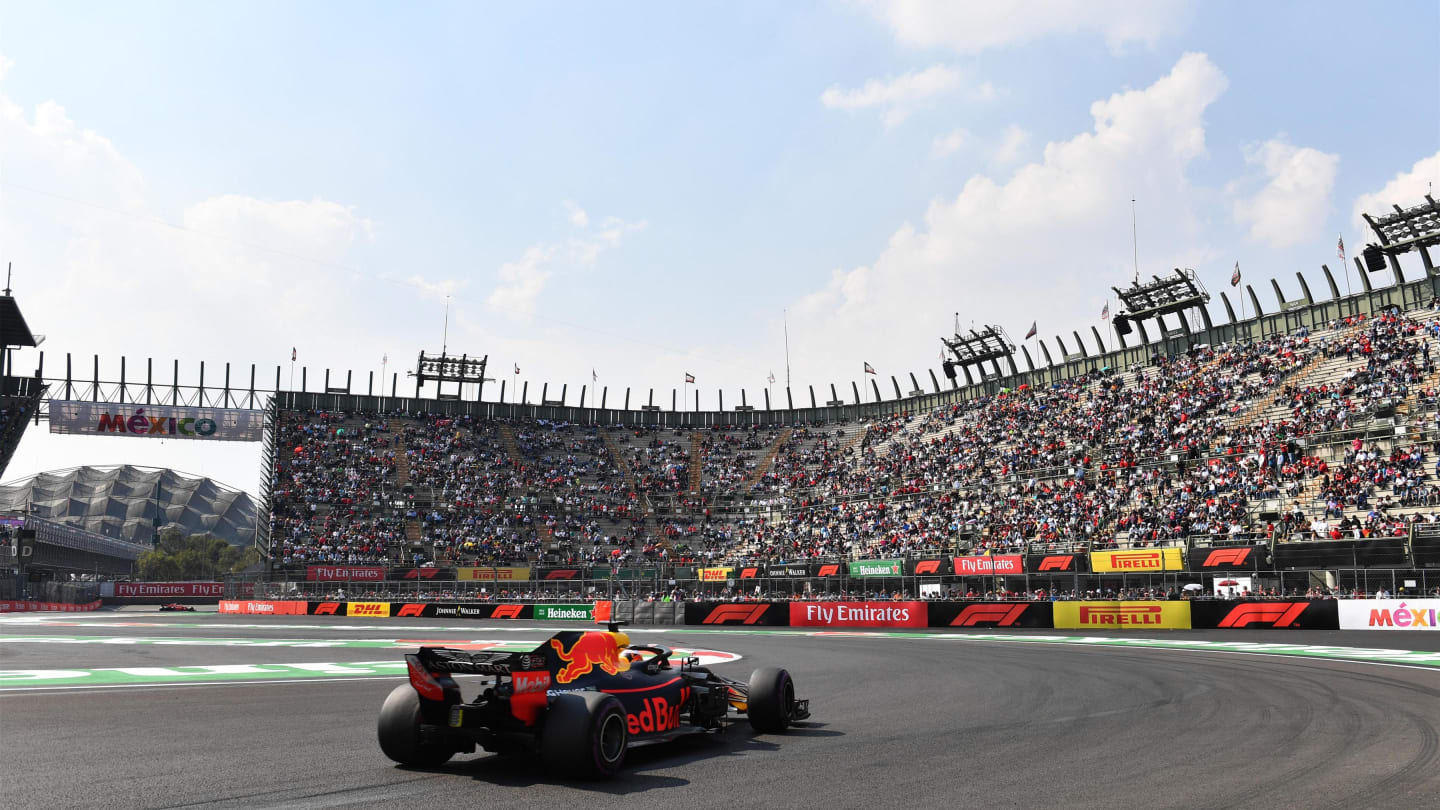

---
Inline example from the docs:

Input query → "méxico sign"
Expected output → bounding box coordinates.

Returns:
[49,401,265,442]
[848,559,904,578]
[1338,599,1440,630]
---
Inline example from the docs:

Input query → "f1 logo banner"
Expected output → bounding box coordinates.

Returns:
[928,601,1054,628]
[1189,600,1338,629]
[910,558,952,576]
[1027,553,1086,573]
[1054,601,1191,629]
[683,602,788,626]
[1089,548,1185,573]
[1194,546,1265,570]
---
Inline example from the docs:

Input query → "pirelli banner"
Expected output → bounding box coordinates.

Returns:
[455,566,531,581]
[49,401,265,442]
[1054,601,1192,629]
[1089,547,1185,573]
[1190,600,1338,630]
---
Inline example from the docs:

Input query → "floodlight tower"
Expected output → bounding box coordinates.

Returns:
[941,325,1017,389]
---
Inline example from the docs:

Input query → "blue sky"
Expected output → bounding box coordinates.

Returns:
[2,0,1437,496]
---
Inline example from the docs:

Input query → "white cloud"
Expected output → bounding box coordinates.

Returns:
[563,199,589,228]
[931,128,971,157]
[486,213,646,319]
[0,52,13,82]
[992,124,1031,164]
[1352,151,1440,228]
[486,244,557,319]
[1232,138,1338,248]
[0,73,385,494]
[821,64,991,126]
[857,0,1191,53]
[792,52,1226,383]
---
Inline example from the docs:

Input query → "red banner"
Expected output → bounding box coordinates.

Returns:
[952,554,1023,575]
[306,566,386,581]
[0,599,102,612]
[788,601,926,628]
[217,600,309,615]
[114,582,225,597]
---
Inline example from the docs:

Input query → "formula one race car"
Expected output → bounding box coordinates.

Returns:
[377,623,810,778]
[158,603,195,612]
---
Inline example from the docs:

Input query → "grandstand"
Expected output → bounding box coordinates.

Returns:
[5,197,1440,592]
[253,196,1440,589]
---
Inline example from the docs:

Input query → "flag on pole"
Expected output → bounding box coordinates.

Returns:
[382,353,387,364]
[1024,321,1037,339]
[1337,234,1346,260]
[592,369,597,382]
[1231,261,1241,287]
[291,347,297,362]
[514,363,520,375]
[767,371,776,384]
[1101,302,1110,320]
[863,362,876,375]
[685,373,695,384]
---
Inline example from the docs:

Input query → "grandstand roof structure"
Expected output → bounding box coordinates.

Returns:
[0,465,257,547]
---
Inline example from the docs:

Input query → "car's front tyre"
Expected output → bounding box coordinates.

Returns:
[747,667,796,732]
[542,692,629,779]
[377,685,455,767]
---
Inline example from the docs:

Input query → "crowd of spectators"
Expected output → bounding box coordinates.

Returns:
[267,306,1440,574]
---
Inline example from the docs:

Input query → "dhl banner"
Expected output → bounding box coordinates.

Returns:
[1054,601,1192,629]
[1089,547,1185,573]
[698,567,733,582]
[455,566,531,581]
[345,601,391,617]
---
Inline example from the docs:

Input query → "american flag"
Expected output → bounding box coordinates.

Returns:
[1337,234,1346,261]
[863,362,876,375]
[1024,321,1037,339]
[1231,261,1241,287]
[684,373,695,384]
[1101,302,1110,320]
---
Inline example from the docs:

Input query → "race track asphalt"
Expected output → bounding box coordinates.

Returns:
[2,612,1439,809]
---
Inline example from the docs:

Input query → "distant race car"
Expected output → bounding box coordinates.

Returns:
[377,622,810,778]
[158,603,195,612]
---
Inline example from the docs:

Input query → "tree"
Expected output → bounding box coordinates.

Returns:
[133,532,260,580]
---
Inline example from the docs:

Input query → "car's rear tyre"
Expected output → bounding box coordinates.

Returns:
[377,685,454,767]
[542,692,628,779]
[747,667,795,732]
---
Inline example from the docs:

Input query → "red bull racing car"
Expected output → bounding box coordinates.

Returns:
[377,623,810,778]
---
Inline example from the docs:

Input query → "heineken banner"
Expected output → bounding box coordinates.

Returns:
[50,400,265,442]
[533,603,594,621]
[848,559,904,578]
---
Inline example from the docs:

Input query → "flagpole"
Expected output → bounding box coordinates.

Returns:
[783,309,791,389]
[1131,199,1139,283]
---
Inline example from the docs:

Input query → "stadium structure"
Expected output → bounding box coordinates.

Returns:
[0,465,257,547]
[3,196,1440,595]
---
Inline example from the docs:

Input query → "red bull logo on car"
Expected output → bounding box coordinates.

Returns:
[549,632,632,683]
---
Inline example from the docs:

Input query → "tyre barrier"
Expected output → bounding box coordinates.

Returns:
[0,599,103,613]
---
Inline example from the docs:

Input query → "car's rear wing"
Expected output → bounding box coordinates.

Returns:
[416,646,544,676]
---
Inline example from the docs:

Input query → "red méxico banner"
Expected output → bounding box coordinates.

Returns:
[0,600,102,612]
[306,566,386,581]
[218,600,309,615]
[952,554,1024,575]
[788,601,927,628]
[115,582,225,597]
